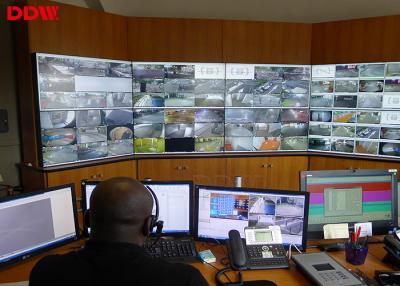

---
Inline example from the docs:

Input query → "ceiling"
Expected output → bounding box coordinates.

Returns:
[54,0,400,23]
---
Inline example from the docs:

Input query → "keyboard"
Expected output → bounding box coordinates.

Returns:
[246,244,289,270]
[144,238,198,263]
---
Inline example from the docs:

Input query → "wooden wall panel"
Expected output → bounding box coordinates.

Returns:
[312,15,400,64]
[28,0,128,59]
[223,20,312,64]
[128,17,223,62]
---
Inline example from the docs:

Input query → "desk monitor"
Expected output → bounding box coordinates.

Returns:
[195,185,310,250]
[300,169,398,239]
[82,180,193,235]
[0,184,79,267]
[142,181,193,235]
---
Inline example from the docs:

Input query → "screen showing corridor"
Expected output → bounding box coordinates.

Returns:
[196,185,309,249]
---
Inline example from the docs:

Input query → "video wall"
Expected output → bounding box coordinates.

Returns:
[35,53,311,167]
[310,63,400,159]
[35,53,400,167]
[38,54,133,166]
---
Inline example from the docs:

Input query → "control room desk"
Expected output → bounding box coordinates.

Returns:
[0,240,396,285]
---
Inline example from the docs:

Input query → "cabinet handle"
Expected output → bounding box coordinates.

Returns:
[98,173,103,178]
[90,174,97,179]
[176,166,183,171]
[182,166,187,170]
[261,164,273,168]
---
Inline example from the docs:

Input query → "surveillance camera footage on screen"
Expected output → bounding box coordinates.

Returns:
[34,53,400,167]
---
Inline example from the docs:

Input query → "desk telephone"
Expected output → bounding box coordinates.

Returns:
[382,229,400,266]
[227,227,289,270]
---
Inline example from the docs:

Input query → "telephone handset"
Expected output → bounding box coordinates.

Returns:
[227,228,289,270]
[382,232,400,265]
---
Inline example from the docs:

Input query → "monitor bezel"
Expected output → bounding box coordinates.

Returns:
[0,183,79,268]
[194,184,310,250]
[141,180,194,237]
[300,169,398,239]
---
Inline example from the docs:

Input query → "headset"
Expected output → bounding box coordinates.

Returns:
[84,184,164,235]
[145,185,164,235]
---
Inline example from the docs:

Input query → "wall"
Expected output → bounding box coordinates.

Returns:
[0,1,21,186]
[312,15,400,64]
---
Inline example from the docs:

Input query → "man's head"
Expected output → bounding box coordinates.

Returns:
[89,177,154,245]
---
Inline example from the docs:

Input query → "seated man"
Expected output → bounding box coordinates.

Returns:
[29,177,208,286]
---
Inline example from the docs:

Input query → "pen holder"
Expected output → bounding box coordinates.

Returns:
[345,242,368,265]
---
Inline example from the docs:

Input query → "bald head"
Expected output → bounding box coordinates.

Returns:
[89,177,153,244]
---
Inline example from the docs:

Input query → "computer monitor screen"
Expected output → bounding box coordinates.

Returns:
[142,181,193,234]
[81,180,98,212]
[195,185,309,250]
[82,180,193,235]
[300,169,398,238]
[0,184,79,266]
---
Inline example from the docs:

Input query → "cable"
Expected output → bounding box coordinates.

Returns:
[287,243,302,260]
[206,239,229,261]
[202,262,232,283]
[149,235,162,248]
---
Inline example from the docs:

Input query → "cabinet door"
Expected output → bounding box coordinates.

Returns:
[138,158,226,186]
[47,160,137,197]
[226,156,308,190]
[226,157,270,188]
[97,161,137,180]
[192,158,226,186]
[138,159,191,181]
[47,168,89,197]
[267,156,308,191]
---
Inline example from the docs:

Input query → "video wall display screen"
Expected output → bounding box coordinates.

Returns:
[37,54,133,166]
[132,62,226,154]
[34,54,310,167]
[225,64,310,152]
[310,63,400,158]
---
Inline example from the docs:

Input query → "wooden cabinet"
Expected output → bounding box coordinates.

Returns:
[309,156,400,177]
[138,158,226,186]
[226,156,308,190]
[222,20,312,64]
[46,160,137,197]
[128,17,223,62]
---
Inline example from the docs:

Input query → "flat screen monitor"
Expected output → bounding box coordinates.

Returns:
[0,184,79,267]
[81,180,193,235]
[195,185,309,250]
[300,169,398,238]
